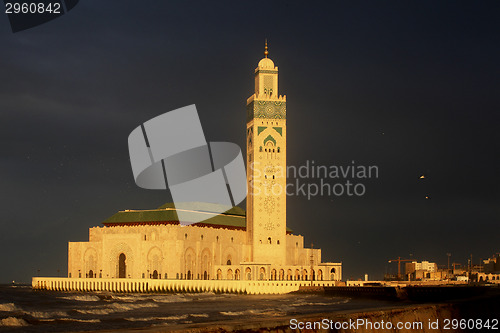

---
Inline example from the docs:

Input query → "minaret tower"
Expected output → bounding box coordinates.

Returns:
[246,41,287,264]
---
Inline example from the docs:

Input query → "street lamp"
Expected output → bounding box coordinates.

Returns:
[446,253,451,281]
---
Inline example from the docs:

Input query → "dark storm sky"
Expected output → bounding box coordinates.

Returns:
[0,1,498,283]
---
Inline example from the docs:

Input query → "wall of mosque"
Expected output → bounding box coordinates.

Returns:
[67,224,342,283]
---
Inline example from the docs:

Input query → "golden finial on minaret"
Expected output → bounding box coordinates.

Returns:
[264,39,269,58]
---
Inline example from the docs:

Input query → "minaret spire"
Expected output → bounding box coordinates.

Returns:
[264,39,269,58]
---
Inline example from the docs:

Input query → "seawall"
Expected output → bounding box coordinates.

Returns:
[32,277,339,294]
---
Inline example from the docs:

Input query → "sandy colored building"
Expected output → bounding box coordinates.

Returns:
[65,45,342,285]
[405,261,438,280]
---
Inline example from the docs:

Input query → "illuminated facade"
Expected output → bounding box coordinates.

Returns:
[35,45,343,293]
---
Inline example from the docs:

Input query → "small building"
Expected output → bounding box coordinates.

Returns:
[405,261,438,280]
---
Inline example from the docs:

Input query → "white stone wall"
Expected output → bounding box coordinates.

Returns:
[68,223,342,282]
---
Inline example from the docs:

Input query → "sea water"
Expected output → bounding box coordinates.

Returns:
[0,284,393,332]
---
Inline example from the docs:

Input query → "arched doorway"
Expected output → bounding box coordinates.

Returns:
[259,267,266,280]
[118,253,126,278]
[88,270,94,278]
[187,270,192,280]
[201,248,211,281]
[152,270,158,279]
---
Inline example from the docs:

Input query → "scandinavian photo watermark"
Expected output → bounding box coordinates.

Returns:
[249,160,379,200]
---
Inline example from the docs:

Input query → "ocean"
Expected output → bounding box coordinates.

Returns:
[0,284,394,332]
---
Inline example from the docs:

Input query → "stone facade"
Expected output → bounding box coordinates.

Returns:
[68,220,341,282]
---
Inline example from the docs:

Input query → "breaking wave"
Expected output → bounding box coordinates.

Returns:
[125,314,189,322]
[220,308,285,317]
[59,295,101,302]
[0,317,29,327]
[190,313,209,318]
[75,301,159,315]
[26,310,68,319]
[0,302,21,312]
[59,318,101,323]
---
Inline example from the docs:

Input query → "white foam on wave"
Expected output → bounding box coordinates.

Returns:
[221,308,286,317]
[26,310,68,319]
[0,303,21,312]
[190,313,209,318]
[59,318,101,323]
[111,294,190,304]
[0,317,29,327]
[76,301,159,315]
[125,314,188,322]
[60,295,101,302]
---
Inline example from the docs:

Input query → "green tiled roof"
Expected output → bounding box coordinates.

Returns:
[102,202,292,232]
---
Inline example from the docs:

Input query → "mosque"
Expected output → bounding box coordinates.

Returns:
[34,44,342,293]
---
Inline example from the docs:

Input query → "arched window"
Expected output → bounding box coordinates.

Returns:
[277,240,280,245]
[201,235,204,240]
[268,237,272,244]
[227,259,232,265]
[259,267,266,280]
[184,233,188,239]
[330,267,336,280]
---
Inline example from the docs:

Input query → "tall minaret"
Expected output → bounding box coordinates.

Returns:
[246,41,287,264]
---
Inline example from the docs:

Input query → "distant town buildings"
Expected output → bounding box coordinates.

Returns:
[405,261,438,280]
[400,255,500,284]
[477,254,500,283]
[483,254,500,274]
